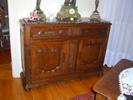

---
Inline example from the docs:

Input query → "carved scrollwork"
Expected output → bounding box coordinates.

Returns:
[37,48,43,53]
[85,40,102,46]
[79,51,98,64]
[78,40,102,64]
[39,66,60,73]
[50,47,58,52]
[36,47,60,53]
[35,45,63,74]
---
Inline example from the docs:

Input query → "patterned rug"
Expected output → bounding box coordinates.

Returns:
[71,92,94,100]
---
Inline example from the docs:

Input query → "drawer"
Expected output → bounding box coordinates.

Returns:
[79,28,107,38]
[30,26,68,39]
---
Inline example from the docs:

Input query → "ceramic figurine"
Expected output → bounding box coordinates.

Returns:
[29,0,46,21]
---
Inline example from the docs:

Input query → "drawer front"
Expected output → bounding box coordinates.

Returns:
[30,26,68,39]
[79,28,107,38]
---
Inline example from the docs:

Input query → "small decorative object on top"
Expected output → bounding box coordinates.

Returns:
[56,0,81,22]
[29,0,46,22]
[90,0,101,22]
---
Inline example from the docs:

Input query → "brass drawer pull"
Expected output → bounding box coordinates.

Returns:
[41,70,45,73]
[38,31,42,35]
[37,49,43,53]
[58,30,64,34]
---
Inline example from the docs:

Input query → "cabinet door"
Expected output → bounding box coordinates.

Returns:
[76,38,105,72]
[31,41,67,80]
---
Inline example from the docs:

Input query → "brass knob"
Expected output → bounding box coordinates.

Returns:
[37,49,43,53]
[38,31,42,35]
[41,70,45,73]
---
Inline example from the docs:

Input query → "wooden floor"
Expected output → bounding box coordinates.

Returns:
[0,49,11,64]
[0,49,102,100]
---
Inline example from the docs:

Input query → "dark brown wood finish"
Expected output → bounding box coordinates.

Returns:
[20,19,111,91]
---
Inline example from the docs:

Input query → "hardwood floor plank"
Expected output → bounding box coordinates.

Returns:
[13,79,32,100]
[0,81,4,99]
[0,49,11,64]
[80,75,101,90]
[48,84,64,100]
[32,88,50,100]
[56,81,75,100]
[68,79,88,95]
[0,64,12,79]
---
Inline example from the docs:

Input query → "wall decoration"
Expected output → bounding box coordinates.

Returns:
[90,0,101,22]
[29,0,46,21]
[56,0,81,22]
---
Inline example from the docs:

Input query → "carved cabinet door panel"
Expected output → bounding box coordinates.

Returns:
[76,38,105,72]
[31,41,67,80]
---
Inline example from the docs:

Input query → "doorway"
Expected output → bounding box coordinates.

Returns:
[0,0,11,78]
[0,0,10,50]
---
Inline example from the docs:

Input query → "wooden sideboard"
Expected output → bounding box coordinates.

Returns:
[20,19,111,91]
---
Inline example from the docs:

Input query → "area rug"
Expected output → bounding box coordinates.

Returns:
[71,92,94,100]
